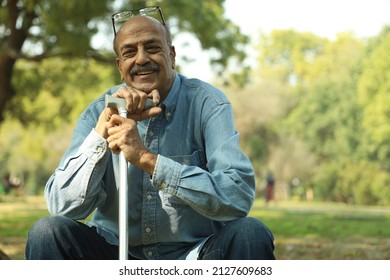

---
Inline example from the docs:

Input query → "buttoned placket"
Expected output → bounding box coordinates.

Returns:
[141,115,161,258]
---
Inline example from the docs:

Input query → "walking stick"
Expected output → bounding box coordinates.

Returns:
[105,94,155,260]
[105,95,129,260]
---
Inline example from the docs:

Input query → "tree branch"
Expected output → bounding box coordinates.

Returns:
[3,48,115,64]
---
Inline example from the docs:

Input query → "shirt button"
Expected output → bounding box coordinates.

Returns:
[145,227,151,233]
[146,194,152,200]
[161,182,167,189]
[148,131,154,136]
[166,112,171,117]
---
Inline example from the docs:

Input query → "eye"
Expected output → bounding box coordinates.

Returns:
[146,44,162,53]
[122,48,136,57]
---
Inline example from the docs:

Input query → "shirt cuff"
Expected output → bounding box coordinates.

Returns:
[79,129,108,162]
[151,155,182,192]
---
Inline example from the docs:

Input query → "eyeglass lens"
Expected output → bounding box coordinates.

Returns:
[112,7,164,34]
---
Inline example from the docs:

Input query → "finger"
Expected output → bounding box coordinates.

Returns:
[105,115,124,134]
[131,88,152,114]
[113,86,137,114]
[149,89,161,105]
[128,106,162,121]
[129,88,142,113]
[107,130,124,143]
[112,86,128,99]
[125,87,149,114]
[105,112,110,122]
[106,134,117,144]
[104,107,118,122]
[108,141,121,154]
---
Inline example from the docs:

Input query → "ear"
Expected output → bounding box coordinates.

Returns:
[115,57,125,81]
[170,46,176,69]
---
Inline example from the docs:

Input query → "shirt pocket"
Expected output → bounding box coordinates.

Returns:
[163,150,206,208]
[166,150,206,169]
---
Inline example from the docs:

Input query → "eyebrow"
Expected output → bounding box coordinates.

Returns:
[119,37,163,52]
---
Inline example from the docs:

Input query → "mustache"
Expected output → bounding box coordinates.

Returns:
[130,63,160,75]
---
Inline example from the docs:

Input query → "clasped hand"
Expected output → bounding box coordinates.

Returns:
[95,86,162,165]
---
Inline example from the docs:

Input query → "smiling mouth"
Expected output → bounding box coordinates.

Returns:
[136,71,155,76]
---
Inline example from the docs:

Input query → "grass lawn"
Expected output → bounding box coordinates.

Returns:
[1,195,390,260]
[252,200,390,259]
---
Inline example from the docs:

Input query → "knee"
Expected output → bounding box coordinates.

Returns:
[222,217,275,259]
[27,215,72,242]
[229,217,274,242]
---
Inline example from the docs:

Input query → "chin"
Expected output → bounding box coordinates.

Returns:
[128,81,157,94]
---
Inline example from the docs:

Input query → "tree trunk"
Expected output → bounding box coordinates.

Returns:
[0,0,36,123]
[0,53,17,123]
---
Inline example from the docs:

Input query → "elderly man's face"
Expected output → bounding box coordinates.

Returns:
[115,16,176,99]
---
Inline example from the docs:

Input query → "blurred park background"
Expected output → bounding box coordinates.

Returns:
[1,0,390,259]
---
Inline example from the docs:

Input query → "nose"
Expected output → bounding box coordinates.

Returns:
[135,48,150,65]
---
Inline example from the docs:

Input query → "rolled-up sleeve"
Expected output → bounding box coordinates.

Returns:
[151,102,255,222]
[45,129,110,219]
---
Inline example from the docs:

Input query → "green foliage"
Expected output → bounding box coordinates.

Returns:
[258,29,328,85]
[9,58,117,127]
[246,27,390,206]
[311,161,390,206]
[0,58,117,193]
[246,124,279,162]
[357,27,390,169]
[160,0,249,82]
[34,1,109,54]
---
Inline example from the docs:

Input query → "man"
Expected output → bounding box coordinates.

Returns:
[25,7,275,260]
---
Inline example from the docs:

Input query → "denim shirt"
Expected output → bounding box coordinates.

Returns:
[45,74,256,259]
